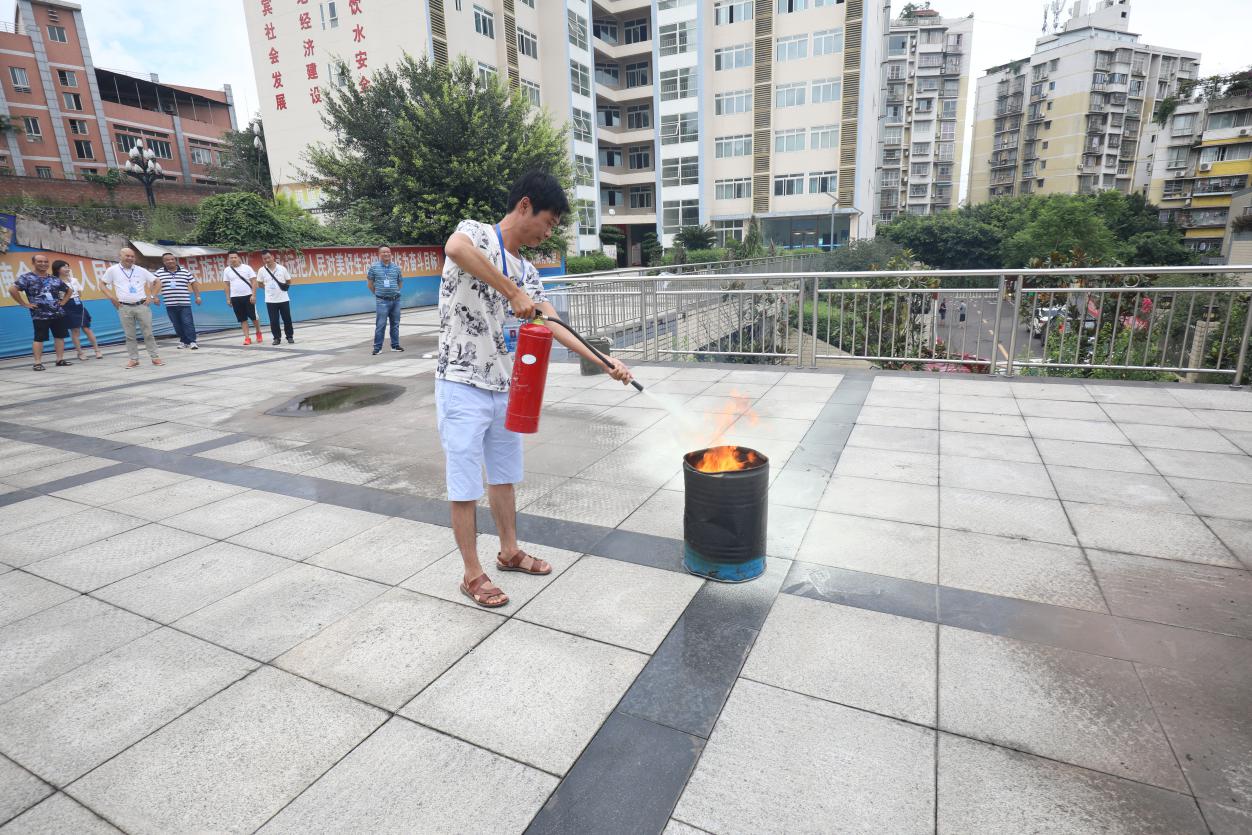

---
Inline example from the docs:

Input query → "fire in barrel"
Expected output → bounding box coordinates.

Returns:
[682,445,769,582]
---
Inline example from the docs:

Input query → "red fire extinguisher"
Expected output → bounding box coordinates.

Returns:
[504,322,553,434]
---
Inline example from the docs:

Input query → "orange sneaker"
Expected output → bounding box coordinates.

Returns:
[243,338,252,345]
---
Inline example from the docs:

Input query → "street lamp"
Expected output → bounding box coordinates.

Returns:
[123,139,163,208]
[824,191,838,251]
[253,133,265,191]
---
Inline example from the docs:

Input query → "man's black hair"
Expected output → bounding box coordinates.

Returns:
[507,171,570,219]
[260,249,273,256]
[161,252,176,259]
[226,250,241,257]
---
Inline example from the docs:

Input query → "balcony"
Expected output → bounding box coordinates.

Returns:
[596,124,654,147]
[598,168,655,187]
[595,81,654,105]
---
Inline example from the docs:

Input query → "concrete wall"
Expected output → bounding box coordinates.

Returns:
[0,175,230,206]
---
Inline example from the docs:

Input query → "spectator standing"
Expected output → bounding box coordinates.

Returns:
[223,251,260,345]
[259,249,295,345]
[100,247,163,368]
[959,301,968,327]
[939,300,947,323]
[154,253,201,350]
[366,246,404,355]
[9,253,71,371]
[53,259,102,361]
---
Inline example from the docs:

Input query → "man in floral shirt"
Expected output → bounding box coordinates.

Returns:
[8,253,72,371]
[437,171,633,608]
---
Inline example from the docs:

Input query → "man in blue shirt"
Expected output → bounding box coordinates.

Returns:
[8,253,71,371]
[366,246,403,355]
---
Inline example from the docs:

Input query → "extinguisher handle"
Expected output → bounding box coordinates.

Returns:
[541,315,644,391]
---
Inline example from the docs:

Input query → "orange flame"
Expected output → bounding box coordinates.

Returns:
[691,445,762,473]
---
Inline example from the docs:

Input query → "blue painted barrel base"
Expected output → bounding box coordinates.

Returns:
[682,544,766,583]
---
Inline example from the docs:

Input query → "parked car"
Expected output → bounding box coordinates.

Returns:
[1031,306,1067,339]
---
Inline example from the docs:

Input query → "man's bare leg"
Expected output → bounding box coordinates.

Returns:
[31,341,42,366]
[487,483,520,560]
[452,499,506,605]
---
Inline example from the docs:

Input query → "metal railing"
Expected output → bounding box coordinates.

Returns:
[542,264,1252,386]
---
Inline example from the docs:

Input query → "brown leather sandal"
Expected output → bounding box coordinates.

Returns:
[460,573,509,608]
[497,550,552,576]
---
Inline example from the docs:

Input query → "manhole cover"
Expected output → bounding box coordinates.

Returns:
[267,384,405,417]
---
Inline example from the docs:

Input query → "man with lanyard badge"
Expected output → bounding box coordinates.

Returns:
[260,250,295,345]
[100,247,164,368]
[366,246,403,355]
[437,171,633,608]
[223,251,261,345]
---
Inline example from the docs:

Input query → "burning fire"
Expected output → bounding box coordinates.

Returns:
[691,445,762,473]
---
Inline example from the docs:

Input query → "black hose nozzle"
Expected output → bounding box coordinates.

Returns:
[540,315,643,391]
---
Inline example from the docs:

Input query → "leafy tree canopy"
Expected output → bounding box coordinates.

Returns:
[193,192,294,250]
[210,117,273,196]
[675,224,716,250]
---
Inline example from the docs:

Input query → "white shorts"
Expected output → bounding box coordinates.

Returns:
[435,378,524,501]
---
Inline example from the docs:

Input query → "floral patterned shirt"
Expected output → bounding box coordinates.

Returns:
[437,219,547,392]
[14,272,69,320]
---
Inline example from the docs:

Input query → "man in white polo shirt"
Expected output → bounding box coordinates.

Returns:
[259,249,295,345]
[99,247,164,368]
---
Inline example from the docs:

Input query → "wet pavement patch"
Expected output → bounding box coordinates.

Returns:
[266,384,406,417]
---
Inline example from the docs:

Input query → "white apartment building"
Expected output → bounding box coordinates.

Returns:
[875,7,973,222]
[967,0,1199,204]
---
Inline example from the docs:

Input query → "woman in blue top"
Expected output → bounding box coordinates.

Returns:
[52,260,103,361]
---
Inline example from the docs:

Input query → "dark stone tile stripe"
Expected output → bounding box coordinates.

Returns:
[18,462,140,497]
[168,433,252,456]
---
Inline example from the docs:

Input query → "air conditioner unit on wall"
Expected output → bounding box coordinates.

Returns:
[1240,129,1250,137]
[1199,162,1212,172]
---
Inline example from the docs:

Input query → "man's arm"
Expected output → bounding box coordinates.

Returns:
[190,276,202,304]
[146,271,161,306]
[99,271,120,308]
[365,265,375,295]
[536,299,632,383]
[8,285,32,309]
[444,232,534,319]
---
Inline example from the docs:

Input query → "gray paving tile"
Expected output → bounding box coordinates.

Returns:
[1085,384,1185,407]
[1168,477,1252,523]
[1201,800,1252,835]
[940,487,1077,547]
[161,489,314,540]
[259,716,555,835]
[1196,409,1252,432]
[522,478,656,527]
[768,504,814,559]
[773,371,843,388]
[1026,416,1129,444]
[50,468,189,506]
[226,503,389,561]
[1014,398,1109,421]
[846,423,938,454]
[524,441,613,477]
[401,620,647,776]
[939,529,1107,612]
[1048,465,1191,513]
[941,411,1030,437]
[940,393,1021,415]
[175,563,386,661]
[797,511,938,583]
[276,588,500,711]
[0,628,256,785]
[1168,389,1252,411]
[1119,422,1243,453]
[67,667,385,835]
[755,384,834,403]
[0,449,82,481]
[99,477,249,522]
[767,468,830,509]
[1219,429,1252,455]
[834,446,938,485]
[0,596,156,704]
[1102,403,1208,428]
[92,541,292,624]
[742,595,936,725]
[618,488,684,540]
[856,405,939,430]
[818,475,938,526]
[939,430,1041,463]
[0,793,122,834]
[0,495,87,537]
[672,679,934,835]
[517,556,702,654]
[940,456,1056,499]
[864,389,939,410]
[1205,517,1252,568]
[1088,549,1252,639]
[939,379,1012,397]
[1144,448,1252,485]
[1138,663,1252,807]
[26,525,214,592]
[0,456,117,489]
[874,376,939,393]
[0,755,50,825]
[937,733,1208,835]
[307,517,457,585]
[1065,501,1239,567]
[0,574,78,629]
[195,436,305,463]
[0,508,147,569]
[938,627,1187,791]
[1034,437,1156,473]
[401,538,581,611]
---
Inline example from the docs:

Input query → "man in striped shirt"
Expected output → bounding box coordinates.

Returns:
[154,253,201,350]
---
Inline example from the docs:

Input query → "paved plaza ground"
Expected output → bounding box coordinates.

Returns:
[0,310,1251,834]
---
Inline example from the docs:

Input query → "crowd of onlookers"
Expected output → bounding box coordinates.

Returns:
[7,245,411,371]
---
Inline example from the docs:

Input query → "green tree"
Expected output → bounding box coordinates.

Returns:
[880,211,1003,269]
[193,192,292,250]
[640,231,663,266]
[1000,197,1121,267]
[209,117,272,196]
[307,55,572,246]
[675,224,715,250]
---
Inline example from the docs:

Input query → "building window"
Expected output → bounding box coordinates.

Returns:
[777,0,808,13]
[624,18,648,45]
[936,163,953,180]
[812,79,840,103]
[477,63,497,85]
[940,121,956,141]
[321,1,339,28]
[713,219,743,245]
[715,90,751,115]
[570,61,591,97]
[593,20,618,44]
[568,10,588,50]
[714,0,753,24]
[912,142,931,156]
[1165,146,1189,169]
[601,187,624,208]
[809,171,837,194]
[659,21,694,56]
[574,155,595,185]
[520,0,533,6]
[773,173,804,196]
[190,146,216,165]
[597,106,621,128]
[517,28,538,60]
[662,199,700,234]
[577,201,597,235]
[571,108,593,142]
[595,62,619,86]
[715,177,752,200]
[774,128,805,153]
[715,44,752,71]
[661,156,699,187]
[9,67,30,93]
[715,134,752,157]
[35,166,52,179]
[22,116,41,139]
[657,0,695,8]
[522,79,540,107]
[775,82,805,108]
[116,134,172,159]
[628,145,651,169]
[599,147,623,168]
[1200,143,1252,164]
[660,112,698,145]
[629,185,653,209]
[1207,109,1252,130]
[775,35,807,62]
[627,104,651,129]
[474,5,495,39]
[911,162,930,177]
[884,126,902,145]
[625,62,649,88]
[47,25,67,43]
[811,124,839,149]
[888,34,907,56]
[813,28,843,56]
[68,118,88,135]
[660,68,696,102]
[73,139,93,159]
[57,69,77,87]
[62,92,82,111]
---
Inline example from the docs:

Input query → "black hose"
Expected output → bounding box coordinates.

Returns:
[542,315,644,391]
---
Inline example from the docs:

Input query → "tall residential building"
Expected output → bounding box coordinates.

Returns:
[0,0,235,183]
[1147,97,1252,263]
[967,0,1198,204]
[244,0,886,262]
[875,7,973,223]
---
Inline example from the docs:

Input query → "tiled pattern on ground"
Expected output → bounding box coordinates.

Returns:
[0,312,1248,833]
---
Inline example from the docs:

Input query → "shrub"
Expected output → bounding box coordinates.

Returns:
[566,253,616,274]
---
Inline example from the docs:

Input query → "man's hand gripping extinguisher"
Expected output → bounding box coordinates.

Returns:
[504,315,642,434]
